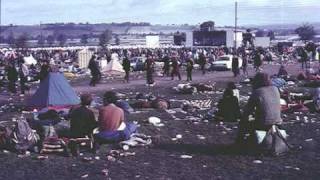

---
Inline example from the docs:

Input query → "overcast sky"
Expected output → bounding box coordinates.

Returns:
[2,0,320,26]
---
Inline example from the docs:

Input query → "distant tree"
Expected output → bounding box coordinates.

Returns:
[99,29,112,47]
[37,35,46,46]
[7,33,15,47]
[115,35,120,45]
[80,34,89,45]
[57,34,67,46]
[15,33,29,49]
[46,35,55,45]
[295,23,315,41]
[267,31,275,40]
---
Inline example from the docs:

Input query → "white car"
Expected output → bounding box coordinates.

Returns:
[210,55,243,70]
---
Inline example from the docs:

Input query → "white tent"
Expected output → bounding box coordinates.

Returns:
[77,49,94,69]
[24,55,38,65]
[103,55,124,74]
[100,59,108,69]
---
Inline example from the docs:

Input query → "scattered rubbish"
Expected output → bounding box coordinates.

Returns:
[305,138,313,142]
[37,155,48,160]
[101,169,109,176]
[253,160,263,164]
[122,145,130,151]
[176,134,182,139]
[180,155,193,159]
[148,117,164,127]
[81,174,89,178]
[107,155,116,162]
[197,135,206,140]
[82,157,93,162]
[94,156,100,160]
[120,152,136,157]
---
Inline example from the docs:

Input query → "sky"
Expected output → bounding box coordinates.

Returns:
[1,0,320,26]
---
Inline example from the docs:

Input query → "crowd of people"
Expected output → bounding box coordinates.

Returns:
[0,42,320,156]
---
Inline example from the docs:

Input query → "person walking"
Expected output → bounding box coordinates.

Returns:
[88,55,101,87]
[198,53,207,75]
[242,54,248,76]
[232,55,240,77]
[6,62,18,94]
[122,57,131,83]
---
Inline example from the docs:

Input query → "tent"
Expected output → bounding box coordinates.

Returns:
[24,55,38,65]
[77,49,94,69]
[103,55,125,74]
[27,72,80,108]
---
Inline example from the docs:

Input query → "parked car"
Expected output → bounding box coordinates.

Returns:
[130,57,146,71]
[209,55,243,71]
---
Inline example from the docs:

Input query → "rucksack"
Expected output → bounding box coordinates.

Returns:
[11,119,39,152]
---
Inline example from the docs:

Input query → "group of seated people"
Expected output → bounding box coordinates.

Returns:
[216,73,285,146]
[29,91,137,155]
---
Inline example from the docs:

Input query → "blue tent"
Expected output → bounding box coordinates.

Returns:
[27,72,80,108]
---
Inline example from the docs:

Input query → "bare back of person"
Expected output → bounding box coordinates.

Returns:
[98,104,124,132]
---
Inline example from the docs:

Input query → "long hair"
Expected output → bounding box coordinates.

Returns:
[103,91,118,105]
[252,73,271,89]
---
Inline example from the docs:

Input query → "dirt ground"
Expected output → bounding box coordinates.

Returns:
[0,63,320,180]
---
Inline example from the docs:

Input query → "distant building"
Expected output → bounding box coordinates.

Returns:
[190,29,243,48]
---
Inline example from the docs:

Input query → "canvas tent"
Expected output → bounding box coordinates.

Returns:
[103,54,125,74]
[27,72,80,108]
[77,49,94,69]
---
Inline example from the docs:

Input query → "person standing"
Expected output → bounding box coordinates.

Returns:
[171,57,181,80]
[145,57,155,85]
[242,54,248,76]
[6,62,18,94]
[19,59,29,95]
[88,55,101,87]
[162,55,170,77]
[198,53,207,75]
[186,58,194,81]
[232,55,240,77]
[253,51,262,72]
[122,57,131,83]
[39,61,51,82]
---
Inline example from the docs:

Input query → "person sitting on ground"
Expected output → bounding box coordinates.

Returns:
[237,73,283,144]
[226,82,239,100]
[132,93,170,110]
[277,65,288,77]
[215,88,241,122]
[304,88,320,113]
[95,91,137,143]
[68,94,97,138]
